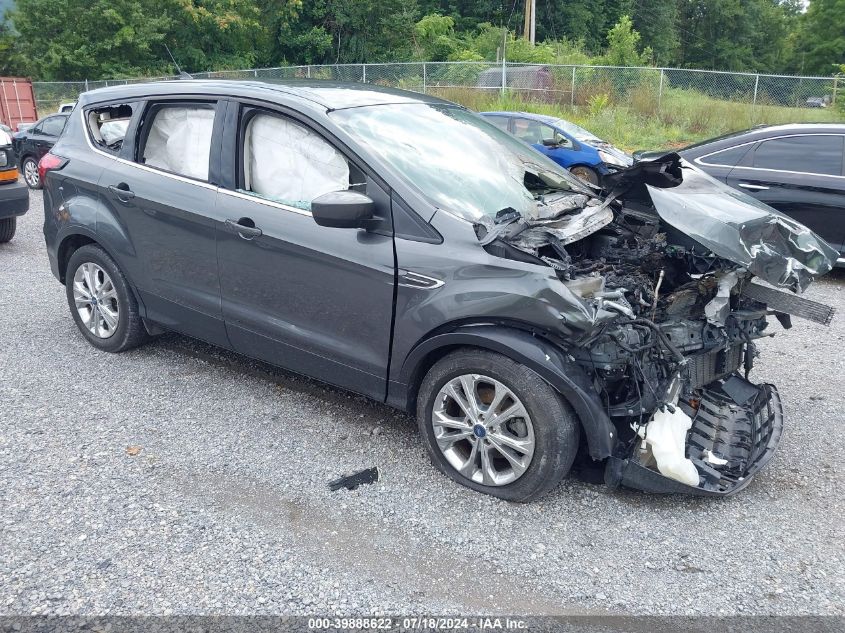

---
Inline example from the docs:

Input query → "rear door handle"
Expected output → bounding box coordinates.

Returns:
[225,218,263,239]
[108,184,135,201]
[738,182,769,191]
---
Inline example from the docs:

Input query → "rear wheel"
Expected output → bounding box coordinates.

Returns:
[0,217,16,242]
[417,348,580,502]
[22,156,41,189]
[65,244,150,352]
[569,165,599,186]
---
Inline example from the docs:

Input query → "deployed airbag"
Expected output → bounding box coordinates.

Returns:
[143,106,214,180]
[244,114,349,210]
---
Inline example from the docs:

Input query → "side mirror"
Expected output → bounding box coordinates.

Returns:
[541,138,558,148]
[311,190,377,229]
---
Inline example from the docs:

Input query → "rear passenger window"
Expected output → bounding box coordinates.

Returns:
[141,104,215,181]
[699,145,752,167]
[240,112,351,211]
[752,135,844,176]
[85,103,134,154]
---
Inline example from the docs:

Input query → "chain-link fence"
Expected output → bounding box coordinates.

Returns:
[33,62,841,119]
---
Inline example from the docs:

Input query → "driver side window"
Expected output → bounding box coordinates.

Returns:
[553,130,573,148]
[512,118,551,145]
[512,118,567,147]
[240,112,354,211]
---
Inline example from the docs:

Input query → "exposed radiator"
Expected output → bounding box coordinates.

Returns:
[742,282,835,326]
[685,344,743,389]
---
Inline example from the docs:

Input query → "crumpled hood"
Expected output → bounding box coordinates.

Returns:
[607,154,837,292]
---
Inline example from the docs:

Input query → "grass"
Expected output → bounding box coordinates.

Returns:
[429,86,844,152]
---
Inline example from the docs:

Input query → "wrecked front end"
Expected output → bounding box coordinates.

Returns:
[480,154,836,496]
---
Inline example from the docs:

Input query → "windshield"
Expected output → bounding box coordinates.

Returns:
[330,104,588,221]
[550,118,602,143]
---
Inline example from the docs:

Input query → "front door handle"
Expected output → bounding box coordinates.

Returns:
[738,182,769,191]
[108,184,135,201]
[225,218,263,239]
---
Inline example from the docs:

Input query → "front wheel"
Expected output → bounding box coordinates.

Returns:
[22,157,41,190]
[417,348,580,502]
[0,217,16,242]
[569,165,599,186]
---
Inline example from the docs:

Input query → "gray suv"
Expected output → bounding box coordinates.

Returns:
[42,81,837,501]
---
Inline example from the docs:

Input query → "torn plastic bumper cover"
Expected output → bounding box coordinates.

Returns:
[605,375,783,495]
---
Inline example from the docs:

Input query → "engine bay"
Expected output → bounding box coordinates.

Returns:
[476,154,836,494]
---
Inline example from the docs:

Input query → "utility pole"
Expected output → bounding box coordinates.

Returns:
[523,0,535,44]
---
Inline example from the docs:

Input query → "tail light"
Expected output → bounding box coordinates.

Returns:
[38,152,68,183]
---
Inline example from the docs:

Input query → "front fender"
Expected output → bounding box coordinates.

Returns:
[395,325,617,461]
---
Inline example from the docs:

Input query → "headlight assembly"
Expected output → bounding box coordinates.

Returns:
[598,149,627,167]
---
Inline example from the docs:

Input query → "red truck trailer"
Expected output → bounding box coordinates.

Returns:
[0,77,38,131]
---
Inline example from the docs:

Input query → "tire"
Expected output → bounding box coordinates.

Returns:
[65,244,150,352]
[417,348,580,502]
[569,165,599,186]
[21,156,41,190]
[0,217,15,243]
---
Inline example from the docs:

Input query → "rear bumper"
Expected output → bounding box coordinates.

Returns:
[605,375,784,496]
[0,178,29,218]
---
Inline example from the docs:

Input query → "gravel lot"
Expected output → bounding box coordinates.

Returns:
[1,191,843,616]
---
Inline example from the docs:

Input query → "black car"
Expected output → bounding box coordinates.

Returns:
[636,124,845,264]
[0,127,28,242]
[12,112,68,189]
[40,81,836,501]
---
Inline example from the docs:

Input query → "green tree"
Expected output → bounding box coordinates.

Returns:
[795,0,845,75]
[413,13,458,61]
[8,0,298,79]
[631,0,678,66]
[326,0,418,63]
[0,21,23,75]
[167,0,267,72]
[458,22,557,63]
[274,0,418,64]
[601,15,652,66]
[11,0,173,79]
[676,0,800,72]
[417,1,507,33]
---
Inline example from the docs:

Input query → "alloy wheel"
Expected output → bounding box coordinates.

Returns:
[431,374,535,486]
[72,262,120,339]
[23,159,39,188]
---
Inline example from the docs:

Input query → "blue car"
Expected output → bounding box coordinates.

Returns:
[480,111,632,185]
